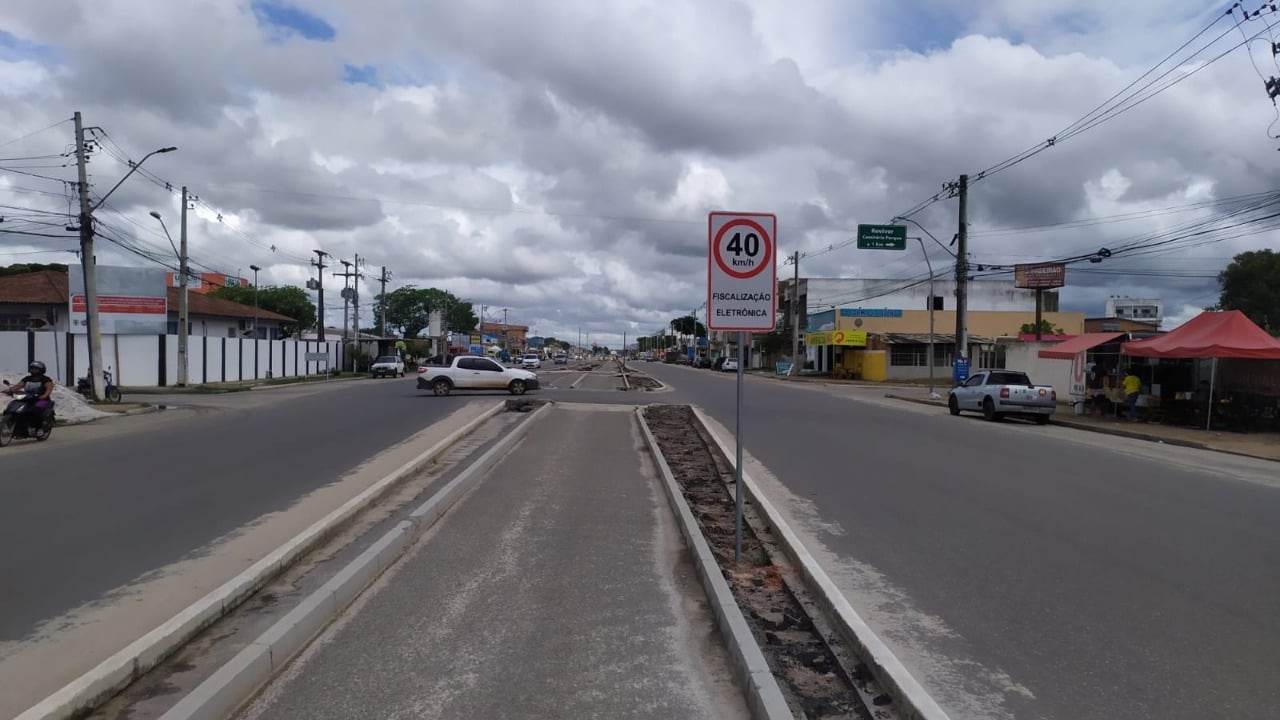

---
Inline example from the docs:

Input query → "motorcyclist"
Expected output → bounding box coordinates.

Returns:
[4,361,55,414]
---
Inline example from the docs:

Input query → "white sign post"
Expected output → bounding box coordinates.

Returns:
[707,211,777,562]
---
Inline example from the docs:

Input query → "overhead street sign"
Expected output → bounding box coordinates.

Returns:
[856,224,907,250]
[707,212,777,331]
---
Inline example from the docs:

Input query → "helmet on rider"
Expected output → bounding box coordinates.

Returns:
[28,361,46,376]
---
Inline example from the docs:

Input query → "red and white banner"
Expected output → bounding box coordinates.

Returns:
[68,266,168,334]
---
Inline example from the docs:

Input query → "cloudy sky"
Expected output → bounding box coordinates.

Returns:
[2,0,1278,345]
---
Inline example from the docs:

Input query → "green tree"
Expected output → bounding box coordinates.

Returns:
[0,263,68,277]
[209,285,315,338]
[1218,249,1280,334]
[1019,320,1064,336]
[671,315,707,337]
[377,286,477,338]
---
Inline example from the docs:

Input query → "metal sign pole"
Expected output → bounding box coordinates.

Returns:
[735,330,745,563]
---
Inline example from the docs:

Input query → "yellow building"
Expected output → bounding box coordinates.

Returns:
[806,308,1085,381]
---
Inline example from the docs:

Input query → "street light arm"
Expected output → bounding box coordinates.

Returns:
[154,216,180,260]
[91,146,177,212]
[892,216,956,258]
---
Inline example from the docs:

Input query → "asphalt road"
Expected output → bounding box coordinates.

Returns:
[638,362,1280,720]
[0,377,474,641]
[240,404,745,720]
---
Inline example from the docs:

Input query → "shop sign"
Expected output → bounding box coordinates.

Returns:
[805,330,867,346]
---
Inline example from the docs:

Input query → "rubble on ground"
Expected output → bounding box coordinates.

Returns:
[0,369,111,425]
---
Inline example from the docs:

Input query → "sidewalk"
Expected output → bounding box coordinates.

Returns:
[121,372,363,394]
[238,404,746,720]
[885,391,1280,462]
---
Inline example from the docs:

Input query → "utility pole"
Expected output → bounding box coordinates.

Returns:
[954,174,969,379]
[312,250,329,341]
[352,253,362,342]
[249,265,261,338]
[176,187,191,386]
[503,308,509,352]
[377,265,390,336]
[73,111,105,401]
[790,251,800,375]
[336,259,353,349]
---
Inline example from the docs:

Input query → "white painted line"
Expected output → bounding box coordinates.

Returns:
[570,373,589,389]
[636,409,793,720]
[159,402,552,720]
[690,405,951,720]
[16,400,509,720]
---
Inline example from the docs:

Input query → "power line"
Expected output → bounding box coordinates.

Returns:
[0,117,73,150]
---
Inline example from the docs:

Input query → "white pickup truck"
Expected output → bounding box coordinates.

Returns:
[416,355,539,396]
[948,370,1057,424]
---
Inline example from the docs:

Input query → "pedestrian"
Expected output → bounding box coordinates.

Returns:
[1123,368,1142,421]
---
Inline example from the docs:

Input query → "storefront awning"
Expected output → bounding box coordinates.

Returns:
[1038,332,1124,359]
[1121,310,1280,359]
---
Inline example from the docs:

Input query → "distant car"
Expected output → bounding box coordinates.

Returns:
[553,353,568,365]
[370,355,405,378]
[521,353,542,369]
[948,370,1056,424]
[721,357,739,372]
[417,356,539,396]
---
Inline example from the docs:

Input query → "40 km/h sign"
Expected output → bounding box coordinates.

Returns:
[707,212,777,331]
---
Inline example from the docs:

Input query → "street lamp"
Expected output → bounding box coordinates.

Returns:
[908,236,940,400]
[150,209,190,386]
[79,143,176,401]
[250,265,262,338]
[95,147,177,212]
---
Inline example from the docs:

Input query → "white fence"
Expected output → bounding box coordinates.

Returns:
[0,331,341,387]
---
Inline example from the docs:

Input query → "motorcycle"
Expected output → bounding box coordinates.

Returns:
[76,368,122,403]
[0,380,55,447]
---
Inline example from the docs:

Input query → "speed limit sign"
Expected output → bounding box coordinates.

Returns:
[707,211,777,331]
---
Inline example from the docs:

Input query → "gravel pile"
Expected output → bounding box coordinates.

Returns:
[0,369,111,424]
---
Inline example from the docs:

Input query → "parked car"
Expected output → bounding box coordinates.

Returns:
[370,355,405,378]
[417,356,539,396]
[521,353,542,369]
[721,357,740,372]
[553,353,568,365]
[948,370,1056,423]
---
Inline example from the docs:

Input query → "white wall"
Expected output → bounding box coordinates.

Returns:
[0,332,336,387]
[0,331,29,376]
[1005,342,1073,397]
[33,331,67,384]
[117,335,158,387]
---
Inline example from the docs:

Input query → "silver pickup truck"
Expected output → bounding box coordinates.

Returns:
[948,370,1056,424]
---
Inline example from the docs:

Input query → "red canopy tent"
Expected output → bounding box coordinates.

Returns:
[1121,311,1280,429]
[1121,310,1280,359]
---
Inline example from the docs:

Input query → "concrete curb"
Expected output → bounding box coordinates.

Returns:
[690,406,951,720]
[157,402,552,720]
[16,399,509,720]
[882,393,1280,465]
[635,408,793,720]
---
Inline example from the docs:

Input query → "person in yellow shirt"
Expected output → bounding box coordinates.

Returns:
[1122,369,1142,421]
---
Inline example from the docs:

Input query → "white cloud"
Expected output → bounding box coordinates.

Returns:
[0,0,1274,345]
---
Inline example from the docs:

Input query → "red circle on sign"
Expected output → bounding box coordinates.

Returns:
[713,219,773,279]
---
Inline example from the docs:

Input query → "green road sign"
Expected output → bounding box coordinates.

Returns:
[856,224,907,250]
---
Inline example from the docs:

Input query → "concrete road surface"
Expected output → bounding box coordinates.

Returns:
[0,377,493,715]
[240,404,746,720]
[640,362,1280,720]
